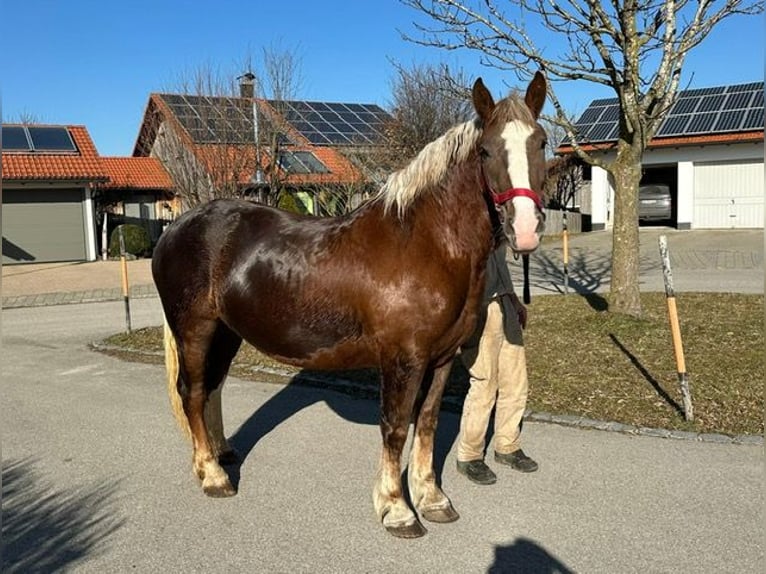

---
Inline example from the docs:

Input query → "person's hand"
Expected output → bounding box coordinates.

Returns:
[510,293,527,329]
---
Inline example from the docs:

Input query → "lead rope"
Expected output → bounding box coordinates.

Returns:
[522,254,531,304]
[509,248,532,305]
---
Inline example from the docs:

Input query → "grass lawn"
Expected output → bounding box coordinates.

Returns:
[97,292,763,437]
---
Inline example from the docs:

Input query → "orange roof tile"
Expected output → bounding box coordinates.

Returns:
[2,125,109,182]
[191,143,364,187]
[99,156,173,190]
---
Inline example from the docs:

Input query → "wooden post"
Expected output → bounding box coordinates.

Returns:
[562,210,569,295]
[658,235,693,421]
[118,226,132,333]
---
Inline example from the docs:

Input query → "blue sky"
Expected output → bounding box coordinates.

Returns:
[1,1,762,156]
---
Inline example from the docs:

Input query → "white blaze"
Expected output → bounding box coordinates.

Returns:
[501,120,539,252]
[501,120,533,190]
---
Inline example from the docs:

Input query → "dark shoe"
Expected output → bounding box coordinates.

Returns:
[456,459,497,485]
[494,449,538,473]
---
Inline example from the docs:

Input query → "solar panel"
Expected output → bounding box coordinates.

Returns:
[577,107,607,124]
[278,99,390,146]
[714,110,744,131]
[723,91,753,110]
[743,108,764,130]
[570,80,763,143]
[2,126,31,150]
[2,125,77,152]
[697,95,726,113]
[672,97,700,114]
[686,112,717,133]
[657,114,692,136]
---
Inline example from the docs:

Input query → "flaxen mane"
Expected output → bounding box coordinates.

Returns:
[377,92,535,218]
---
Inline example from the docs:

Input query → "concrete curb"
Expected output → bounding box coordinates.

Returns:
[2,284,158,309]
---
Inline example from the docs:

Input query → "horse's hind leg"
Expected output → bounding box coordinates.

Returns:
[203,324,242,466]
[373,354,427,538]
[178,319,241,497]
[409,361,459,524]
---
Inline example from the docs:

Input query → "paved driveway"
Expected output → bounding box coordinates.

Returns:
[511,227,764,296]
[2,299,763,572]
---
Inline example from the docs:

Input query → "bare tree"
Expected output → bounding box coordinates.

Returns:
[326,62,473,215]
[7,111,43,124]
[386,62,474,164]
[250,42,307,207]
[400,0,763,317]
[545,155,583,210]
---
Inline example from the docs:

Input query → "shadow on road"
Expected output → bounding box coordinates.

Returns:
[1,457,125,573]
[489,537,575,573]
[227,368,466,491]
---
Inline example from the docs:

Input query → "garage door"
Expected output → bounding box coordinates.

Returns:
[693,160,764,228]
[2,189,87,264]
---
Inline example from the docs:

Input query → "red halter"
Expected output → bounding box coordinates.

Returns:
[481,165,544,211]
[491,187,545,211]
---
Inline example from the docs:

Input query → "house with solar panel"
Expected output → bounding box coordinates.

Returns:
[556,81,764,230]
[132,74,393,216]
[1,124,173,264]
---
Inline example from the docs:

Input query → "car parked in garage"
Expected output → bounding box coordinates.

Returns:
[638,184,672,221]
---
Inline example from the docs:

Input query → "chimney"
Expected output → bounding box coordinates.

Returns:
[238,72,255,99]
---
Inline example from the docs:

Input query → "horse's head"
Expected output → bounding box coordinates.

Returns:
[473,73,548,254]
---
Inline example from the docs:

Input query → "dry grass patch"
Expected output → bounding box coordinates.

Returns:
[97,292,763,437]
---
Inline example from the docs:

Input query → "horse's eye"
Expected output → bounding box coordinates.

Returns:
[479,147,490,159]
[541,140,547,150]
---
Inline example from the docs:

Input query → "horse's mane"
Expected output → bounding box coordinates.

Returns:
[377,120,481,218]
[377,92,535,218]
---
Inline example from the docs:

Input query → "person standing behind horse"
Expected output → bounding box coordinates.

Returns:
[455,238,538,485]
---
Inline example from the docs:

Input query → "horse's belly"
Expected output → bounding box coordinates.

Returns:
[224,312,375,371]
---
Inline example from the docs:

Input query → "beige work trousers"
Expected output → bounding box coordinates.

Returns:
[457,299,528,462]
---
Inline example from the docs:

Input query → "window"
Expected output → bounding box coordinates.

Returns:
[278,151,330,174]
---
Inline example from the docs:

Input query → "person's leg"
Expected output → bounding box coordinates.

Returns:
[493,308,538,473]
[456,302,503,484]
[493,341,528,455]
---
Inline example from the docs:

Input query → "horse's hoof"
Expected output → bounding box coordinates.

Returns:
[421,505,460,523]
[385,520,427,538]
[202,482,237,498]
[218,449,241,466]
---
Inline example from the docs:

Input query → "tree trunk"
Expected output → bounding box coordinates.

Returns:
[609,144,643,318]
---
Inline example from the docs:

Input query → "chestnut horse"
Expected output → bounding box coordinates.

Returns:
[152,73,548,538]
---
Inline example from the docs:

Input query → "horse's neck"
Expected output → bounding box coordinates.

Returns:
[414,158,495,259]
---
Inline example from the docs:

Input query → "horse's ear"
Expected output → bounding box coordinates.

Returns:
[472,78,495,121]
[524,71,547,119]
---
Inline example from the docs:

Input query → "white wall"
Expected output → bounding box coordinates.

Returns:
[590,166,612,230]
[582,140,763,229]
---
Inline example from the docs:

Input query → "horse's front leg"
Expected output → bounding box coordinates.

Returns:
[373,354,427,538]
[409,360,460,524]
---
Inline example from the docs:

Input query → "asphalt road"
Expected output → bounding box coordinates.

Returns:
[2,298,763,573]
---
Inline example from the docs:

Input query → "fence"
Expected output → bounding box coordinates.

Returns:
[544,209,584,235]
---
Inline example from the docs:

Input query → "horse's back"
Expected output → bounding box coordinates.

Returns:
[152,200,278,318]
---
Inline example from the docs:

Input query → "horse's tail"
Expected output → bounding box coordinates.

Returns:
[163,315,191,440]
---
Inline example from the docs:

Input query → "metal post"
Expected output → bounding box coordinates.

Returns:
[252,99,264,185]
[118,226,132,333]
[562,209,569,295]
